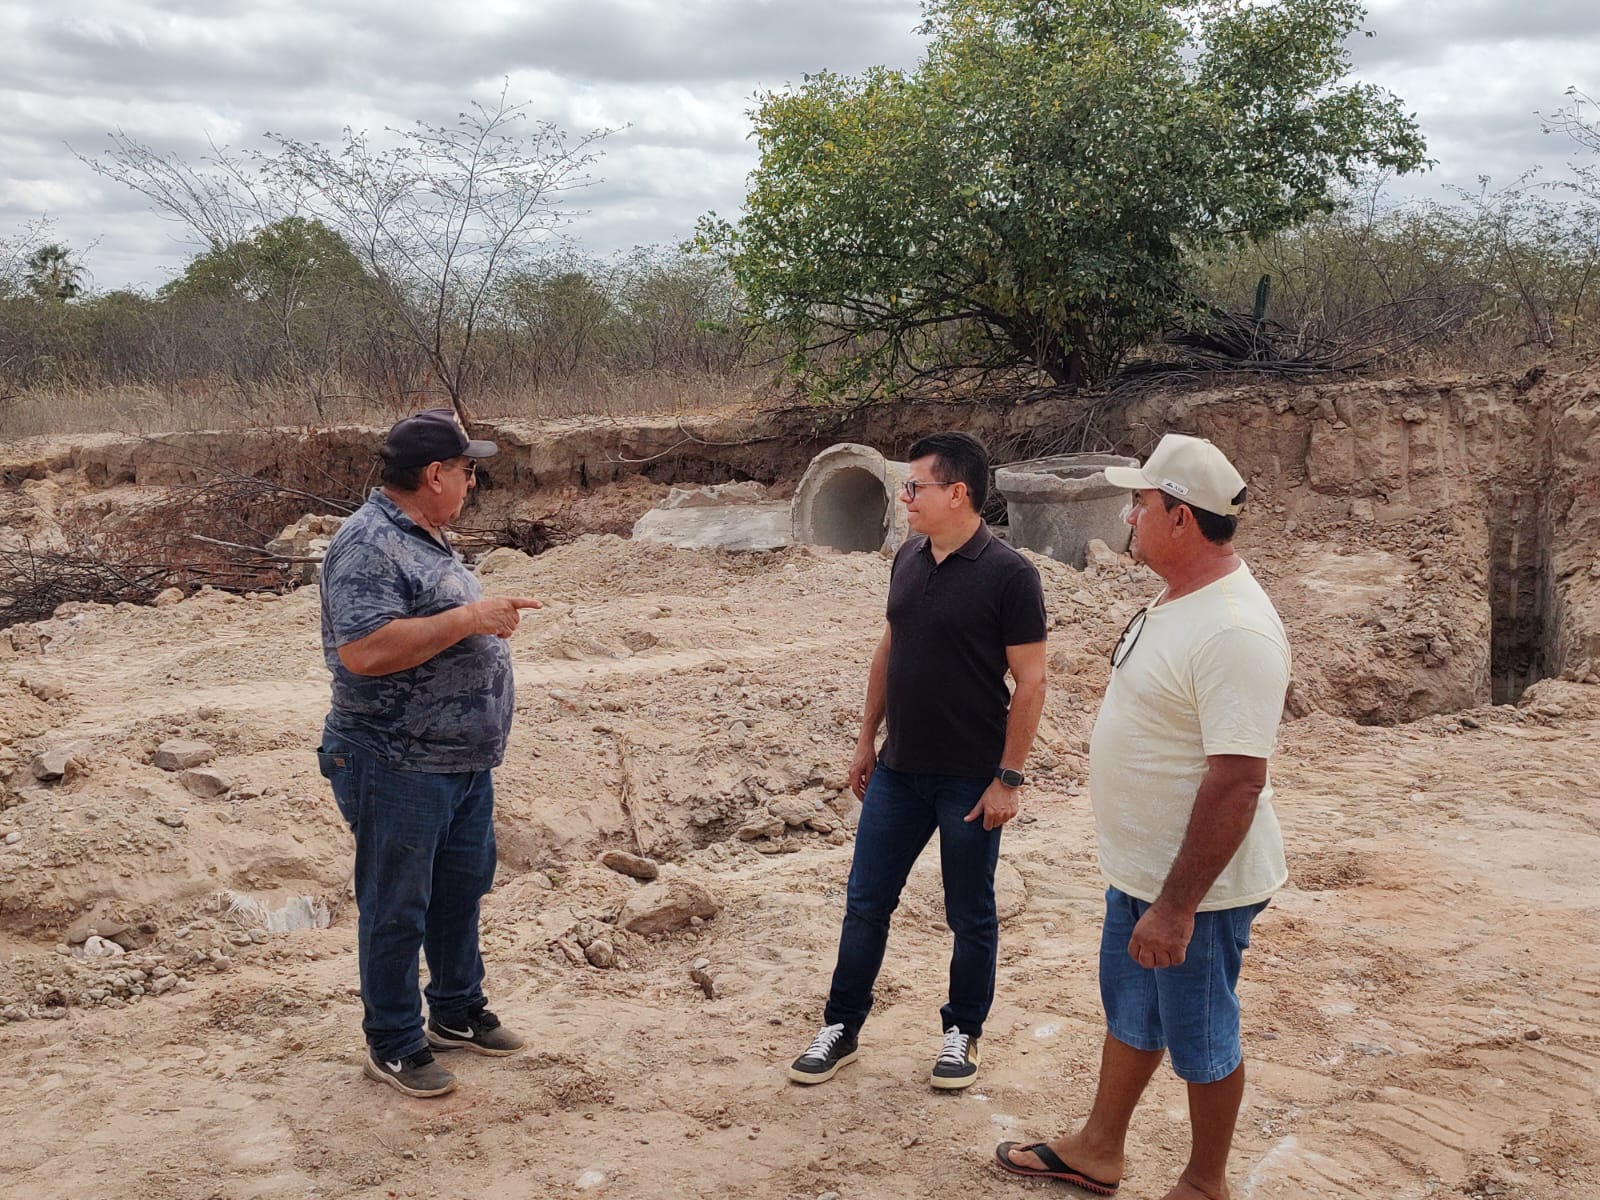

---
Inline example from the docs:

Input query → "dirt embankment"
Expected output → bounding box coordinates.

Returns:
[10,371,1596,722]
[1126,371,1600,713]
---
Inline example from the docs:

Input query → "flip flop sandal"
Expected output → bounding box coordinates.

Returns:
[993,1141,1120,1194]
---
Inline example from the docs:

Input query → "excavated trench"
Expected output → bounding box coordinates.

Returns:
[1489,490,1556,703]
[0,373,1596,955]
[3,373,1597,720]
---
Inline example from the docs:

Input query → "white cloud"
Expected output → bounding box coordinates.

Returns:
[2,0,1595,289]
[1350,15,1598,197]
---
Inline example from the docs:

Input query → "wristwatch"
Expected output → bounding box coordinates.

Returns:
[995,767,1025,788]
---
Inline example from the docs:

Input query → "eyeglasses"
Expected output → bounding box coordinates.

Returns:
[441,461,478,479]
[1110,606,1149,669]
[901,479,955,500]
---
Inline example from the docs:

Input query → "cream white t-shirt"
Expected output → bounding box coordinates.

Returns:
[1089,562,1290,910]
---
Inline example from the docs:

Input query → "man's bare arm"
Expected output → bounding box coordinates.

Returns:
[998,639,1047,773]
[848,626,891,798]
[338,597,543,677]
[964,639,1047,830]
[1127,754,1267,967]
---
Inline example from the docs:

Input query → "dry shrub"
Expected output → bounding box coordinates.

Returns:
[0,519,278,627]
[0,382,418,440]
[1194,177,1600,375]
[0,455,576,629]
[0,475,359,627]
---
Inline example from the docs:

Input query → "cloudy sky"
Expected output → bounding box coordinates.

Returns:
[3,0,1597,292]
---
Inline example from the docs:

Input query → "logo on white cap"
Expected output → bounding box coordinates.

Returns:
[1100,433,1247,517]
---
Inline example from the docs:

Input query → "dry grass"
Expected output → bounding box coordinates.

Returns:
[503,368,771,423]
[0,383,402,440]
[0,369,771,439]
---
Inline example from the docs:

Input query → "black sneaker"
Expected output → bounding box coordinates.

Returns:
[788,1022,859,1084]
[930,1025,980,1090]
[426,1008,526,1057]
[364,1047,456,1097]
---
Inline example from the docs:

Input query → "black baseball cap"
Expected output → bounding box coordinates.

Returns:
[381,407,498,469]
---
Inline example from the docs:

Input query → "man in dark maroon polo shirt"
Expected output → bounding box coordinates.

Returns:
[788,431,1048,1091]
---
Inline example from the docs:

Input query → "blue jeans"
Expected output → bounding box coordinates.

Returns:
[824,764,1002,1039]
[1099,887,1268,1083]
[317,734,497,1062]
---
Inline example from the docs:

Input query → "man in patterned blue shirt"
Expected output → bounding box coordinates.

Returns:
[317,407,542,1098]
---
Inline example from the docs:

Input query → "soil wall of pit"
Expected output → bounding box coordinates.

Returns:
[1121,374,1600,712]
[3,372,1597,721]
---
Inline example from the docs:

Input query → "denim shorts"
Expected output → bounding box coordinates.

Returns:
[1099,887,1267,1084]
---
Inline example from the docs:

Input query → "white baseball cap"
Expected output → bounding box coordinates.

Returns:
[1102,433,1247,516]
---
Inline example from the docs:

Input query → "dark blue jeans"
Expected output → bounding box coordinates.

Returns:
[317,734,497,1062]
[824,764,1002,1040]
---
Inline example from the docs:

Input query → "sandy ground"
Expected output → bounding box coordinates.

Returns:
[1,523,1598,1200]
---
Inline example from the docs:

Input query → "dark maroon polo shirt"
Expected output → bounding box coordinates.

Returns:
[878,523,1047,778]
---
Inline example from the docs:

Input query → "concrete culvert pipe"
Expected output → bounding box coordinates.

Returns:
[994,453,1139,568]
[791,443,910,553]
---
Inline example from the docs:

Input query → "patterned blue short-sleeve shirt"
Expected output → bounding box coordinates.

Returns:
[320,489,513,772]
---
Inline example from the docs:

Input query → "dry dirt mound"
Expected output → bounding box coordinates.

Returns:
[0,521,1548,951]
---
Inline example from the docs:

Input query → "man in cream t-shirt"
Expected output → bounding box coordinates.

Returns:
[997,434,1290,1200]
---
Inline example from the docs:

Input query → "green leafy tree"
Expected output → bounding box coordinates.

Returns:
[708,0,1428,394]
[161,216,369,303]
[25,243,85,302]
[156,217,385,409]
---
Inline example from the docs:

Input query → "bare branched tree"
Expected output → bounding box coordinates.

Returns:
[82,135,366,415]
[80,85,613,426]
[1543,87,1600,196]
[263,86,613,425]
[0,217,58,297]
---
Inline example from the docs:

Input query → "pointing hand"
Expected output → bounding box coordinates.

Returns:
[470,596,544,638]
